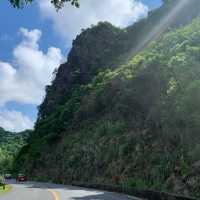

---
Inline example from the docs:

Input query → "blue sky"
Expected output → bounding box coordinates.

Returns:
[0,0,161,132]
[0,0,65,122]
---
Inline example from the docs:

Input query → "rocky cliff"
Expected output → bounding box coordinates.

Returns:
[38,0,200,121]
[15,0,200,198]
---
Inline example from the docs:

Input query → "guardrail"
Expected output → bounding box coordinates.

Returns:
[71,182,198,200]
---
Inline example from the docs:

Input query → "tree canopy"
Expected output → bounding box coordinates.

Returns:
[9,0,79,9]
[9,0,171,10]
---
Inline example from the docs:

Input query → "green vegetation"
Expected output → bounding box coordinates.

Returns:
[0,175,11,195]
[13,0,200,198]
[9,0,79,9]
[0,184,12,195]
[0,128,29,174]
[0,176,5,187]
[38,0,200,121]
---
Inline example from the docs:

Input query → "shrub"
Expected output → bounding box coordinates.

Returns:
[0,175,5,189]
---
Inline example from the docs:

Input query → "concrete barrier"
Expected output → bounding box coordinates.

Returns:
[72,182,198,200]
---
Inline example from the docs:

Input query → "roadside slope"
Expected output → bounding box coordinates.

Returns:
[14,1,200,198]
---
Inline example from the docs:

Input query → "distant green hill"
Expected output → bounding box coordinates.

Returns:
[14,0,200,198]
[0,128,29,174]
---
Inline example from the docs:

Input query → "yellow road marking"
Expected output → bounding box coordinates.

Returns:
[48,189,60,200]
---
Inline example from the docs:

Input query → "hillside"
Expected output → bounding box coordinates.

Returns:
[38,0,200,120]
[14,0,200,198]
[0,128,29,174]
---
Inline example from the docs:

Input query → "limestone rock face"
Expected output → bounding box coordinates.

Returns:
[38,22,126,119]
[38,0,200,121]
[16,1,200,198]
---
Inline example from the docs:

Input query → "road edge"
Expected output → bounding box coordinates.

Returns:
[0,185,12,196]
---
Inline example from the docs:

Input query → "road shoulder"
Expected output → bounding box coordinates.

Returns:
[0,185,12,196]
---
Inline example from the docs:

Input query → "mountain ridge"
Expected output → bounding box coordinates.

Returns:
[38,0,200,121]
[14,0,200,198]
[0,127,29,174]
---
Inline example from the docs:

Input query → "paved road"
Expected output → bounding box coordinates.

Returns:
[1,180,138,200]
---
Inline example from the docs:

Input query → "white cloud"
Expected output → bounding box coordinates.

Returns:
[0,28,64,106]
[0,28,63,132]
[0,109,34,132]
[39,0,148,42]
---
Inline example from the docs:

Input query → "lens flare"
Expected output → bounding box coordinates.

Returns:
[128,0,193,57]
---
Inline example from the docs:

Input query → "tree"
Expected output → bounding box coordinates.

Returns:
[9,0,79,9]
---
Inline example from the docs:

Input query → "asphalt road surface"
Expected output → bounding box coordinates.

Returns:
[1,180,139,200]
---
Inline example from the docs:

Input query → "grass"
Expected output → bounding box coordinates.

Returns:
[0,185,12,195]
